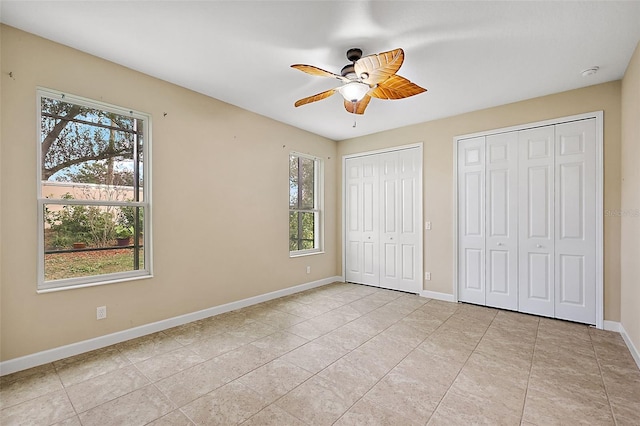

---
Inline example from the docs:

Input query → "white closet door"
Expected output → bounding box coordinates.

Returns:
[379,149,421,293]
[554,119,596,324]
[458,137,486,305]
[345,155,380,286]
[485,132,519,310]
[518,126,555,318]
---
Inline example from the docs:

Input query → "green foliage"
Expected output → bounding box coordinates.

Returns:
[289,211,315,251]
[118,204,143,229]
[57,160,135,186]
[45,193,117,248]
[114,225,134,239]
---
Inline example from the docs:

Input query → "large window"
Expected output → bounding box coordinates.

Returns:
[289,153,322,255]
[37,89,151,291]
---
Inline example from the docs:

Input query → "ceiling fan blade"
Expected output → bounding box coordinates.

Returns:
[291,64,347,81]
[344,94,371,115]
[354,48,404,85]
[294,88,337,107]
[370,74,427,100]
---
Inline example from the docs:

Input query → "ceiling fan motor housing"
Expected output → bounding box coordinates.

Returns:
[346,48,363,62]
[341,64,356,79]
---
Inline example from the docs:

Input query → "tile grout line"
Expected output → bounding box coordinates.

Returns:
[253,293,434,424]
[173,284,386,425]
[518,316,541,426]
[423,306,499,425]
[262,293,427,424]
[329,299,444,425]
[589,330,620,425]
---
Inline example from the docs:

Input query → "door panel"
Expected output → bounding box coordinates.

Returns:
[458,137,485,305]
[488,250,509,294]
[554,119,596,324]
[402,244,415,280]
[485,132,518,310]
[379,148,422,293]
[345,156,379,286]
[518,126,555,318]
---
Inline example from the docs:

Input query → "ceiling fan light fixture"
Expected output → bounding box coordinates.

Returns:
[339,81,370,102]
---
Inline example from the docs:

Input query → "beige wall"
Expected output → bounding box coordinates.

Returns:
[337,81,622,322]
[621,42,640,352]
[0,25,338,361]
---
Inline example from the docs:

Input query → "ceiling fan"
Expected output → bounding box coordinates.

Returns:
[291,48,427,115]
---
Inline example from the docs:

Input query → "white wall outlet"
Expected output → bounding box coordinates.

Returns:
[425,221,432,230]
[425,272,431,281]
[306,266,311,274]
[96,306,107,320]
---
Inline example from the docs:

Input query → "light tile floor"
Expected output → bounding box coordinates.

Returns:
[1,282,639,425]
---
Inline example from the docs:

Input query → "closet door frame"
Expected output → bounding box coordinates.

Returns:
[452,111,604,329]
[342,143,424,294]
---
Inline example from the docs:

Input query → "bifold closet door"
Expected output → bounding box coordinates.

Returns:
[345,155,380,286]
[518,126,556,318]
[458,134,518,310]
[485,132,518,310]
[458,118,598,324]
[379,149,421,293]
[458,137,486,305]
[345,148,422,293]
[554,119,596,324]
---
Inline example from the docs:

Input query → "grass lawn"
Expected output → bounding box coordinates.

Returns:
[45,248,143,281]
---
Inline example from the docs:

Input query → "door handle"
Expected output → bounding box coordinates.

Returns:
[536,244,542,248]
[497,242,503,246]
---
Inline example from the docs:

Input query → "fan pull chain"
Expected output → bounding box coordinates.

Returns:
[352,102,357,128]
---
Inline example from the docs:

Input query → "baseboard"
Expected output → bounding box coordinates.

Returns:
[603,320,621,332]
[421,290,455,303]
[619,323,640,370]
[0,276,342,376]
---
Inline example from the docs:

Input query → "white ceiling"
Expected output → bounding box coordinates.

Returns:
[2,1,640,141]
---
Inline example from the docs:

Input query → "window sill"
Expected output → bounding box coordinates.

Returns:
[37,273,153,294]
[289,250,324,258]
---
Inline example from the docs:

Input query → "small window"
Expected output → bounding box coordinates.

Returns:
[289,153,322,256]
[37,89,152,291]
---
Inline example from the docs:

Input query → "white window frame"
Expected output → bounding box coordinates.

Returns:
[289,152,323,257]
[36,88,153,292]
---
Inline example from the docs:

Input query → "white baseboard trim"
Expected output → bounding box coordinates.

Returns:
[0,276,342,376]
[603,320,621,332]
[421,290,455,303]
[620,323,640,370]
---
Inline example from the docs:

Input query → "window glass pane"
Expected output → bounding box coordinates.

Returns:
[43,203,144,281]
[289,211,299,251]
[300,157,315,210]
[41,97,144,202]
[289,153,320,254]
[289,155,299,208]
[300,211,315,249]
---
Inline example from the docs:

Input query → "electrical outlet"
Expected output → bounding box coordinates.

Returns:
[425,272,431,281]
[96,306,107,320]
[425,221,432,230]
[306,266,311,274]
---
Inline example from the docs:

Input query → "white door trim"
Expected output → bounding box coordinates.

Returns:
[342,143,424,293]
[453,111,604,328]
